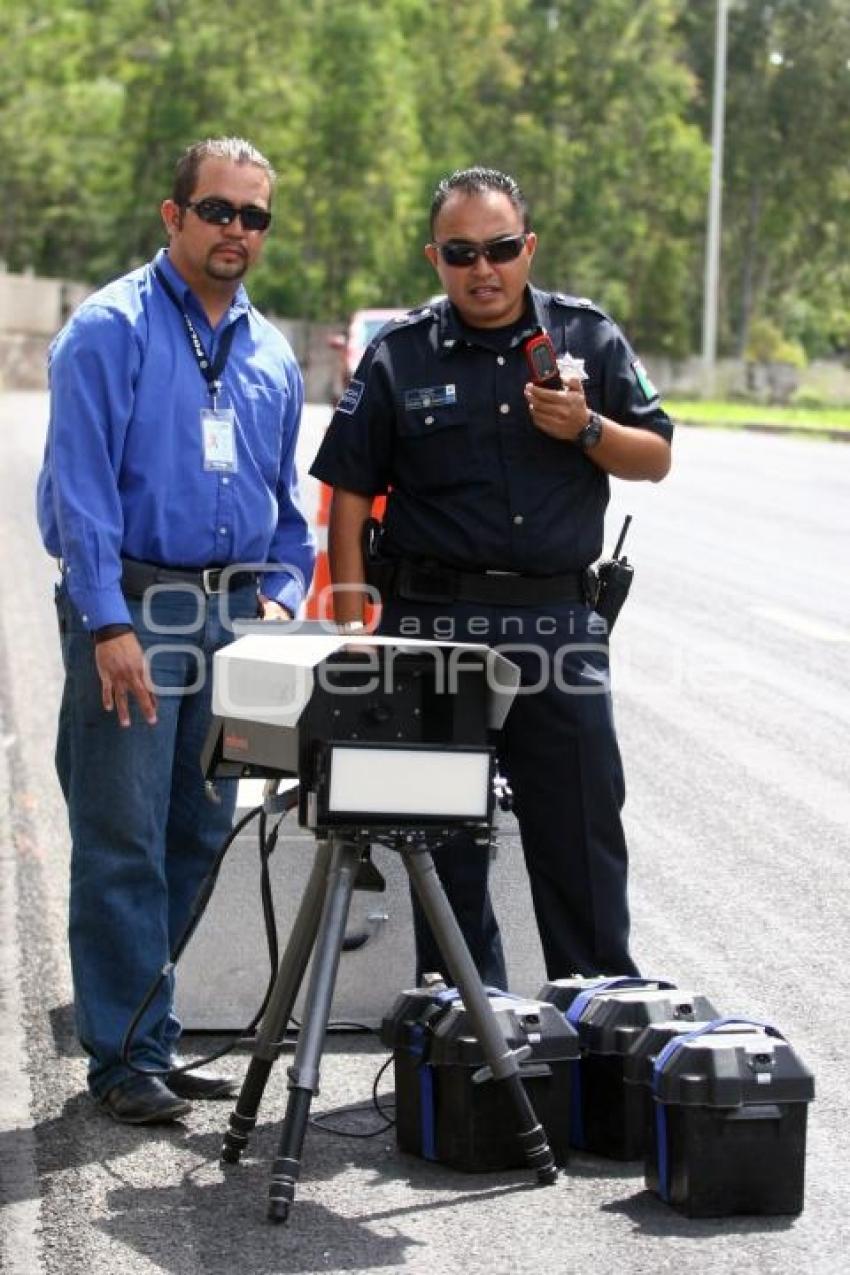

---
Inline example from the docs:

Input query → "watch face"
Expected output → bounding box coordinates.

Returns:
[580,413,603,450]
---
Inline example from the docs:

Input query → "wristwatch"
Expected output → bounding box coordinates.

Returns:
[575,411,604,451]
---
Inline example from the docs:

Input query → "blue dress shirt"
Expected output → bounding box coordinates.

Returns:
[37,249,315,629]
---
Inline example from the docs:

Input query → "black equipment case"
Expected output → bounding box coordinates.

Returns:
[622,1018,732,1157]
[381,986,579,1171]
[537,975,620,1015]
[647,1017,815,1216]
[540,976,718,1158]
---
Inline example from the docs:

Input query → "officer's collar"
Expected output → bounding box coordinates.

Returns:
[434,287,545,356]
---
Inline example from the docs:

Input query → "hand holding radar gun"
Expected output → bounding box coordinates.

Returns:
[523,331,634,634]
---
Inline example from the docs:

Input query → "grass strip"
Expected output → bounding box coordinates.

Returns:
[665,399,850,432]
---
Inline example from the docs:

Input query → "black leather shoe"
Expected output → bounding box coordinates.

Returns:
[166,1068,237,1100]
[100,1075,192,1125]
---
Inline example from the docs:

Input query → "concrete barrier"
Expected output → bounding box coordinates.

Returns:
[0,273,95,391]
[0,271,342,400]
[0,333,52,391]
[0,274,62,336]
[269,317,341,405]
[3,271,850,404]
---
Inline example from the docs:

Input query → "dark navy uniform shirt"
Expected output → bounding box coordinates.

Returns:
[310,286,673,574]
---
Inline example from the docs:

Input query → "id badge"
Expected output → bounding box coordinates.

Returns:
[201,408,238,472]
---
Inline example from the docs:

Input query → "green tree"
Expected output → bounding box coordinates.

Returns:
[679,0,850,356]
[2,0,844,362]
[254,0,425,318]
[502,0,709,354]
[0,1,133,278]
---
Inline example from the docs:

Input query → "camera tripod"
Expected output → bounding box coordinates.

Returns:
[219,827,558,1223]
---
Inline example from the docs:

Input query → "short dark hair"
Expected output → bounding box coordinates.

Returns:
[172,137,277,207]
[429,167,530,237]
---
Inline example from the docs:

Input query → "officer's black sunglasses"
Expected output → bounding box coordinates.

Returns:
[433,234,528,268]
[183,197,272,233]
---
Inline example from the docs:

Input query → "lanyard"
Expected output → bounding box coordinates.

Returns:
[154,266,240,407]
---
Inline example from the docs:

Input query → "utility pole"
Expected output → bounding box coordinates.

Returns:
[702,0,730,397]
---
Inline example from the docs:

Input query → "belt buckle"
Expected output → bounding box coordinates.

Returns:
[202,567,223,595]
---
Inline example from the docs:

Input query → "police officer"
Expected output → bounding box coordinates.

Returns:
[310,167,672,987]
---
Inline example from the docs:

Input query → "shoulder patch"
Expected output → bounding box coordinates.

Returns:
[632,358,659,402]
[337,378,365,415]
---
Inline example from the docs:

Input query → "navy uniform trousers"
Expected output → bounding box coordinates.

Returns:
[379,597,640,988]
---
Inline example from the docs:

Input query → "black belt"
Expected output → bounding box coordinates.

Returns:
[121,558,258,599]
[391,560,595,607]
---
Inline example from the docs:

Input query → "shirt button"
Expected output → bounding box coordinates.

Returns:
[513,514,524,526]
[81,614,89,624]
[424,415,435,425]
[221,476,230,485]
[500,402,510,414]
[219,526,227,535]
[497,356,506,366]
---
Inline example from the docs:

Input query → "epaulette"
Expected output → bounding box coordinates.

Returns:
[549,292,612,322]
[391,303,436,329]
[369,304,435,351]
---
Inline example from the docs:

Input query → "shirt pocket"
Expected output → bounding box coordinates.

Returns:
[241,383,287,485]
[395,404,475,490]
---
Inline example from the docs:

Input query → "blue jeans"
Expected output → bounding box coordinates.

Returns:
[54,580,258,1097]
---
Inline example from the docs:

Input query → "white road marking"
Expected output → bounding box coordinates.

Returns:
[0,746,44,1275]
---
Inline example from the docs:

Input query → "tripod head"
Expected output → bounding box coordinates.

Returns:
[202,633,520,843]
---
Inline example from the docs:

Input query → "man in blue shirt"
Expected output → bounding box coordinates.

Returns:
[311,167,672,992]
[37,137,315,1124]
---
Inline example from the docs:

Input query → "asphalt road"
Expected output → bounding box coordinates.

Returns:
[1,391,849,1274]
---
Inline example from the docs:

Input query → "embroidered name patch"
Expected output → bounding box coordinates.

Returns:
[404,384,457,410]
[337,378,365,415]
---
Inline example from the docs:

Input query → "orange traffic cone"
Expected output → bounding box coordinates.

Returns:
[305,481,332,620]
[305,487,388,624]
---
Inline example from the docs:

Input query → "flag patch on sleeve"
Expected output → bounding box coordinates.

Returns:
[632,359,659,402]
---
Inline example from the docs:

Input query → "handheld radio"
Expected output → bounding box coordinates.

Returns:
[595,515,634,633]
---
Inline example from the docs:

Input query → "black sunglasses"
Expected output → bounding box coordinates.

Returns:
[433,234,528,268]
[184,197,272,233]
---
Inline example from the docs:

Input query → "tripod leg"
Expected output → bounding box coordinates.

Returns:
[268,837,360,1223]
[405,846,558,1185]
[221,839,333,1166]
